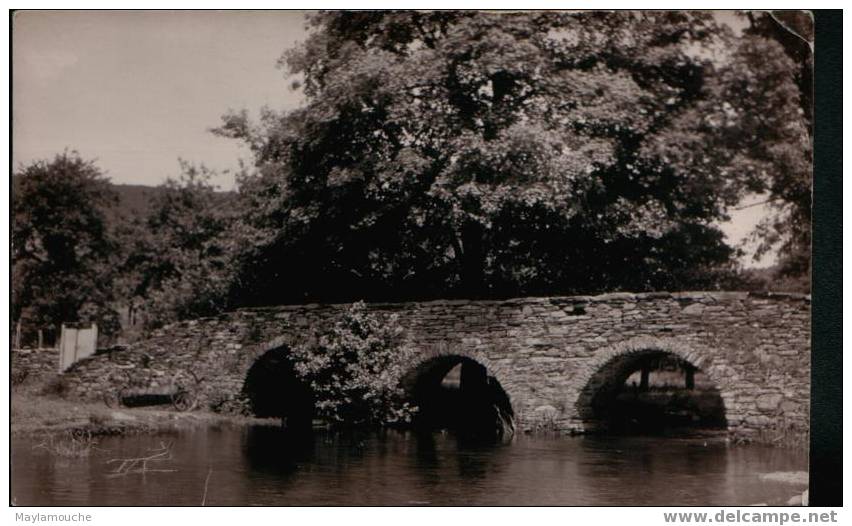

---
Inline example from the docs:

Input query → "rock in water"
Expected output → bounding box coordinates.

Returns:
[497,406,515,442]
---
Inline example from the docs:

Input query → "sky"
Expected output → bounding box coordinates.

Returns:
[13,11,308,189]
[11,10,775,267]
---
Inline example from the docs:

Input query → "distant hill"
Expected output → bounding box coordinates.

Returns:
[11,176,169,225]
[109,184,165,221]
[105,183,234,224]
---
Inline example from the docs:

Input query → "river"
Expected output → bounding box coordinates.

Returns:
[11,426,807,506]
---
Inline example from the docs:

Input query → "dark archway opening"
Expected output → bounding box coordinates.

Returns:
[578,350,727,436]
[243,347,315,431]
[403,356,514,441]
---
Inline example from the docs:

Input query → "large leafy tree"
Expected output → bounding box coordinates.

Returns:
[218,11,808,304]
[12,152,119,337]
[118,162,236,328]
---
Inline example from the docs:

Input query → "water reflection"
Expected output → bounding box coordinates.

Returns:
[12,427,807,506]
[243,426,315,475]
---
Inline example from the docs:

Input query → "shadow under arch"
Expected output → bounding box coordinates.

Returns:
[401,354,514,441]
[576,347,727,436]
[242,345,315,430]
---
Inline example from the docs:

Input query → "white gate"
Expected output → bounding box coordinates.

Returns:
[59,323,98,372]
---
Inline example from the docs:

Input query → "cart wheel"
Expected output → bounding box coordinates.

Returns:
[172,391,196,412]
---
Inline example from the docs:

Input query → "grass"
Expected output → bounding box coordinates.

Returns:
[33,429,99,458]
[12,382,279,438]
[757,414,809,450]
[12,393,116,434]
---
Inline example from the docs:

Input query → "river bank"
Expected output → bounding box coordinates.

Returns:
[11,392,276,438]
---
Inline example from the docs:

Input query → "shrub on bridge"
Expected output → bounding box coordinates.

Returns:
[290,302,417,427]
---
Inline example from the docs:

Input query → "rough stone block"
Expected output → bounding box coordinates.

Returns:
[756,394,784,411]
[681,303,705,315]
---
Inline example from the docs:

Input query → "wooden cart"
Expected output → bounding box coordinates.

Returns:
[103,369,200,412]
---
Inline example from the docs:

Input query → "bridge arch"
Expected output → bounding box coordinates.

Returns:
[239,337,519,437]
[571,336,739,435]
[241,342,315,428]
[242,335,294,371]
[400,345,516,438]
[402,344,504,383]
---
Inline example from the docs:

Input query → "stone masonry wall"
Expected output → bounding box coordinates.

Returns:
[58,291,811,444]
[12,347,59,383]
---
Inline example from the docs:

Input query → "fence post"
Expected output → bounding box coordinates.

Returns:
[37,329,43,350]
[14,320,21,350]
[59,324,66,372]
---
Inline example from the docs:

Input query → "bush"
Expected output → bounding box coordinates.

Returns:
[290,302,417,427]
[34,429,97,458]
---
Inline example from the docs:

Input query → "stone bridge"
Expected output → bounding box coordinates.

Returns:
[60,291,810,443]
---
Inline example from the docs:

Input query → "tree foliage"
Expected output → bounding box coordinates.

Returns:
[13,12,812,343]
[739,11,812,285]
[290,302,417,426]
[218,11,810,304]
[118,162,236,328]
[12,152,119,334]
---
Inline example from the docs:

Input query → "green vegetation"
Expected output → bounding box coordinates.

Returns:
[290,303,417,426]
[741,12,812,282]
[216,11,810,305]
[11,12,811,339]
[12,152,120,340]
[114,162,237,328]
[11,389,275,437]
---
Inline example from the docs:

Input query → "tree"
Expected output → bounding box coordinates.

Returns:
[118,162,236,328]
[217,11,810,304]
[738,11,812,287]
[12,152,119,338]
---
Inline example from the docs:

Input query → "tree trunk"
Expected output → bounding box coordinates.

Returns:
[458,222,486,297]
